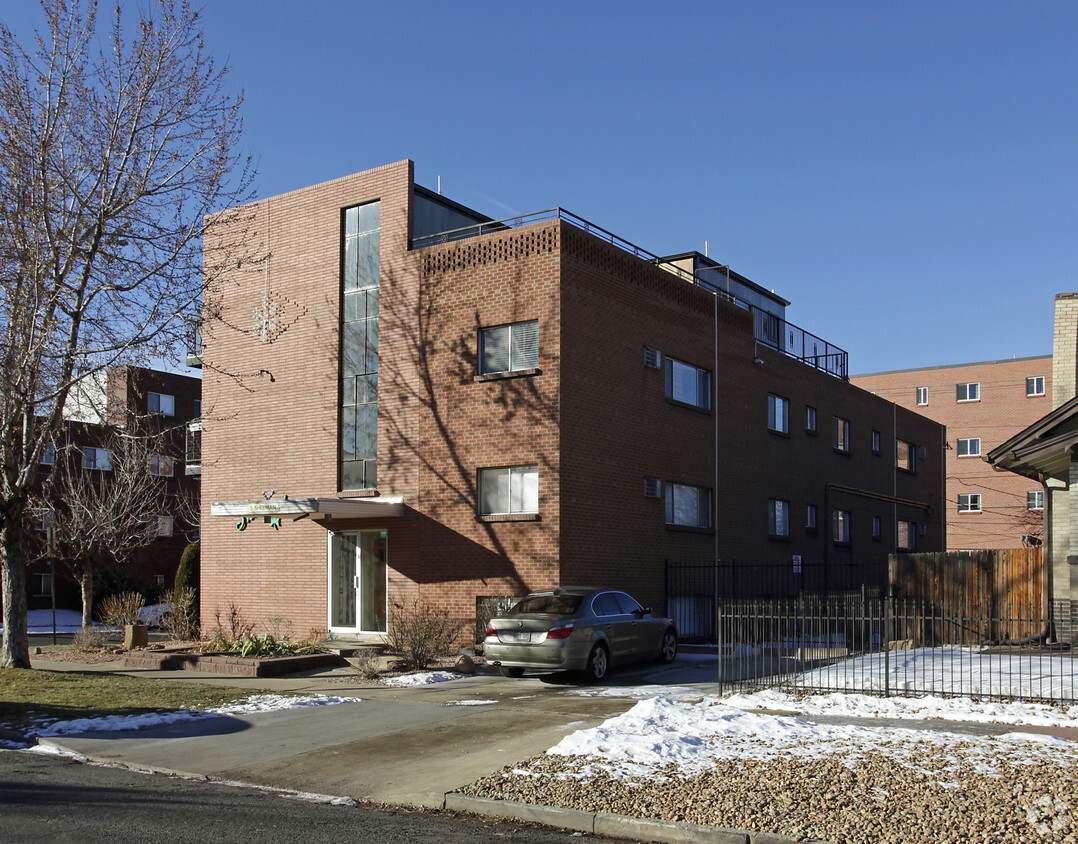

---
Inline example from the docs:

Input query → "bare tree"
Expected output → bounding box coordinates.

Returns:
[171,486,201,543]
[0,0,255,667]
[41,429,167,628]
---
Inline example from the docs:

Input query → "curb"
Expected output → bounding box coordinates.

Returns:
[444,794,828,844]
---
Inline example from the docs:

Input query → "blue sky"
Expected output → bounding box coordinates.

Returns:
[7,1,1076,373]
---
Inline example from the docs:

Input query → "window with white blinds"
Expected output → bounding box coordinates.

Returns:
[480,320,539,374]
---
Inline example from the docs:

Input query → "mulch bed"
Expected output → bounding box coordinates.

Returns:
[31,648,126,665]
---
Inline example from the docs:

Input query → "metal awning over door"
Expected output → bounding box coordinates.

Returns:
[210,497,404,521]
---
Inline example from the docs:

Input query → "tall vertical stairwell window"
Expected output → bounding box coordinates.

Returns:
[341,201,380,490]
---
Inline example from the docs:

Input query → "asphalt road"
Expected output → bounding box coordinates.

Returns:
[0,750,622,844]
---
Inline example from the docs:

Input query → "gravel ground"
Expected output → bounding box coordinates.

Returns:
[464,745,1078,843]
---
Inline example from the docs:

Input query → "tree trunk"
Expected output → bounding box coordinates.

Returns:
[1,504,31,669]
[79,558,94,630]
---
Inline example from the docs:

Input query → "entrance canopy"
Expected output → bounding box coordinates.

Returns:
[211,497,404,521]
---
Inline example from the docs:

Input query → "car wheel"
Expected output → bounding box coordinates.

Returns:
[583,643,609,682]
[499,665,525,678]
[657,628,678,663]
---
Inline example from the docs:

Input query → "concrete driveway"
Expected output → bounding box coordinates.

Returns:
[38,652,724,808]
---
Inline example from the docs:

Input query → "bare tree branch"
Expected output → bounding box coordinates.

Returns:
[40,427,167,627]
[0,0,256,667]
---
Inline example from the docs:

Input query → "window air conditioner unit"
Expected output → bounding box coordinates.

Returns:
[644,347,662,369]
[644,478,662,498]
[917,446,927,460]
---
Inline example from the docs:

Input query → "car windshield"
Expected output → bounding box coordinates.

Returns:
[510,594,584,615]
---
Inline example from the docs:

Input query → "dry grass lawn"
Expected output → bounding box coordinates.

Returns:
[0,667,263,732]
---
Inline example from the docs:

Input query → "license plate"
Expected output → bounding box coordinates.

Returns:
[504,631,531,642]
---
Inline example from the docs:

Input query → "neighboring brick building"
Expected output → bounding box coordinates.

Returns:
[986,293,1078,644]
[201,160,944,642]
[853,357,1052,551]
[26,366,202,612]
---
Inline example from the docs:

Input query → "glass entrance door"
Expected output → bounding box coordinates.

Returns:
[329,530,387,633]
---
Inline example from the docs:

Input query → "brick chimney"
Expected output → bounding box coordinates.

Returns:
[1052,293,1078,408]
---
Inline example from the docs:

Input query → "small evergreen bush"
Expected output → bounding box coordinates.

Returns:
[174,540,200,632]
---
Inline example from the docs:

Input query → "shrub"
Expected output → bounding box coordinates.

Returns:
[197,632,321,658]
[72,626,106,652]
[96,591,146,628]
[349,650,382,680]
[386,598,462,671]
[212,603,254,639]
[158,588,200,641]
[174,541,200,633]
[264,616,293,640]
[233,633,321,657]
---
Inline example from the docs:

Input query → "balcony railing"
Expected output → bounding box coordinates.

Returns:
[723,293,848,380]
[412,207,848,380]
[185,422,201,476]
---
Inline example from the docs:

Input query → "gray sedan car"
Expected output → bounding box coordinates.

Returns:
[483,587,678,681]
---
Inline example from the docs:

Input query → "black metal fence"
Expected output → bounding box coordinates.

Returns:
[665,558,1073,703]
[665,558,891,641]
[712,595,1074,704]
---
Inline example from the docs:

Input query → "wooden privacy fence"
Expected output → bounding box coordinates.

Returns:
[888,548,1044,645]
[667,550,1045,645]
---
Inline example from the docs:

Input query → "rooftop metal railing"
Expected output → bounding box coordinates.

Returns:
[411,207,661,262]
[412,207,848,379]
[185,324,202,369]
[748,306,848,380]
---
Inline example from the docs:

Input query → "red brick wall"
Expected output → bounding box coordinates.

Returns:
[408,222,563,616]
[853,357,1050,550]
[203,165,564,635]
[201,161,415,635]
[558,225,719,613]
[557,225,945,610]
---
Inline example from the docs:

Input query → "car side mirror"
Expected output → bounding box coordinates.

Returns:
[638,606,651,616]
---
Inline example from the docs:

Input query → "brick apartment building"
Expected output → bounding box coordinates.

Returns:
[25,365,202,612]
[200,160,944,642]
[853,356,1052,551]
